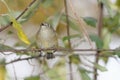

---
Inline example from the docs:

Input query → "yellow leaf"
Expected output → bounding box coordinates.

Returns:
[0,59,6,80]
[0,65,6,80]
[10,16,30,45]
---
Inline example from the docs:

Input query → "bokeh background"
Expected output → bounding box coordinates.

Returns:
[0,0,120,80]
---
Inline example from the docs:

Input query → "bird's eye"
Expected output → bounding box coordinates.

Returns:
[40,22,51,28]
[41,23,45,26]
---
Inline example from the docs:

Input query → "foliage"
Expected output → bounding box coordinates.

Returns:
[78,67,91,80]
[11,16,30,44]
[83,17,97,27]
[89,34,103,49]
[24,76,40,80]
[0,0,120,80]
[93,63,107,72]
[0,58,6,80]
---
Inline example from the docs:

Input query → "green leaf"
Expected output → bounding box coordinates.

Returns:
[102,28,111,49]
[115,51,120,58]
[52,12,61,29]
[0,11,21,26]
[78,67,91,80]
[69,55,81,64]
[0,44,14,50]
[24,76,40,80]
[62,34,81,48]
[103,33,111,49]
[0,15,10,26]
[7,30,13,35]
[113,46,120,57]
[94,63,107,72]
[83,17,97,27]
[61,15,80,32]
[103,13,120,33]
[47,12,62,29]
[10,16,30,45]
[62,34,81,42]
[89,34,103,49]
[100,52,113,63]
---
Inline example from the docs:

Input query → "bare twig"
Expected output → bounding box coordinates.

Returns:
[4,52,114,66]
[94,2,104,80]
[0,0,37,32]
[0,48,119,53]
[64,0,73,80]
[5,54,41,65]
[0,48,120,54]
[64,1,71,48]
[68,0,94,49]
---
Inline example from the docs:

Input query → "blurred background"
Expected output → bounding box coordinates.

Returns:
[0,0,120,80]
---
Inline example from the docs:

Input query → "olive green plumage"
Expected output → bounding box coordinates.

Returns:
[37,22,58,59]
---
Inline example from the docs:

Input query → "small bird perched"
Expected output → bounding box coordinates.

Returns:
[37,22,58,59]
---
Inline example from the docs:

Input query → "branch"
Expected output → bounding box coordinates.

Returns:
[64,0,73,80]
[94,2,104,80]
[0,0,37,32]
[0,48,119,53]
[68,0,94,49]
[0,49,115,65]
[5,52,112,65]
[6,54,41,65]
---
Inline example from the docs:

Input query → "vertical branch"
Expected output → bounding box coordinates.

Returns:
[64,0,73,80]
[98,3,103,37]
[64,0,71,47]
[94,2,103,80]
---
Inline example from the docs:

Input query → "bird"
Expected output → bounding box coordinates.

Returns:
[36,22,58,59]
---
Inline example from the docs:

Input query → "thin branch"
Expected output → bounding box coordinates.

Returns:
[0,48,119,53]
[5,54,41,65]
[94,2,104,80]
[0,0,37,32]
[64,0,73,80]
[4,52,114,66]
[98,4,104,38]
[68,0,94,49]
[68,58,73,80]
[64,0,71,48]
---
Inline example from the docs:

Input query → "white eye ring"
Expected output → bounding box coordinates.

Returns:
[40,22,50,26]
[41,23,46,26]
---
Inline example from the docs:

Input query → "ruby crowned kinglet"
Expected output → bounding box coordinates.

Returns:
[37,22,58,59]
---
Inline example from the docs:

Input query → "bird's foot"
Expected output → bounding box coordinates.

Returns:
[46,52,55,59]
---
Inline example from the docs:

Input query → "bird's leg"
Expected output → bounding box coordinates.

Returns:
[46,50,56,59]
